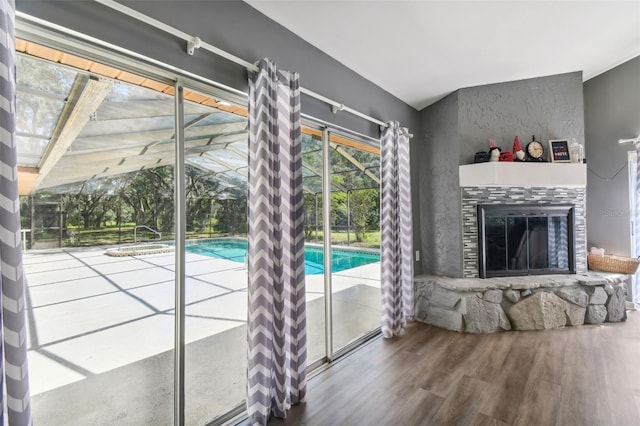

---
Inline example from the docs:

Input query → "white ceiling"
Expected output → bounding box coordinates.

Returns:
[246,1,640,110]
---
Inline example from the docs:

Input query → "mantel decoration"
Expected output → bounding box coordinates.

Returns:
[473,151,491,163]
[472,135,574,164]
[568,138,585,163]
[513,136,525,161]
[549,139,571,163]
[499,151,513,162]
[489,138,500,162]
[526,135,545,162]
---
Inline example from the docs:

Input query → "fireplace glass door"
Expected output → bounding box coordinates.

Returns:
[478,204,575,278]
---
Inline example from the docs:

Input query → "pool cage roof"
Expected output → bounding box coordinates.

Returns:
[16,41,381,200]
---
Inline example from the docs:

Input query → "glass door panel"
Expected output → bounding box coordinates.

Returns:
[328,133,381,352]
[301,132,326,365]
[18,50,175,425]
[181,88,249,424]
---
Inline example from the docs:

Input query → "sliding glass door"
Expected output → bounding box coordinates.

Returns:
[18,47,177,425]
[299,128,381,362]
[180,85,250,424]
[327,132,382,353]
[16,28,383,426]
[301,131,327,365]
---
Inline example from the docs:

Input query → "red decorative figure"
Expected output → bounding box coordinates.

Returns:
[513,136,525,161]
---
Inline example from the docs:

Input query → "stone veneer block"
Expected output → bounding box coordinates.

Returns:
[507,292,568,330]
[414,282,432,319]
[606,285,627,322]
[431,286,462,309]
[504,289,520,303]
[556,287,589,308]
[463,296,511,333]
[588,287,607,305]
[578,275,614,286]
[565,304,586,326]
[585,305,607,324]
[420,305,463,332]
[483,289,503,304]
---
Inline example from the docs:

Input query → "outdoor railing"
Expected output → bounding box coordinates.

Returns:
[134,225,161,243]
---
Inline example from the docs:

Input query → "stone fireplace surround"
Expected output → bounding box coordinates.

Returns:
[413,162,630,333]
[414,273,627,333]
[460,162,588,278]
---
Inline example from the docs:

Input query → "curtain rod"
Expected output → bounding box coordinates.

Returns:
[301,113,380,145]
[94,0,389,128]
[618,136,639,144]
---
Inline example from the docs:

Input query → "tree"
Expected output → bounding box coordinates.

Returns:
[120,167,174,232]
[61,192,109,229]
[215,197,247,235]
[303,193,318,239]
[185,168,221,233]
[349,188,379,242]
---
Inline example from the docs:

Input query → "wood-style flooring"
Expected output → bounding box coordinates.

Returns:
[269,310,640,426]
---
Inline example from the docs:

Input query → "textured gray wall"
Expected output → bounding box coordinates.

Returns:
[418,73,585,277]
[16,0,423,270]
[458,72,585,164]
[584,56,640,256]
[419,92,462,277]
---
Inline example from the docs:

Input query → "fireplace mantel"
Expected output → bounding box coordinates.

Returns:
[459,162,586,187]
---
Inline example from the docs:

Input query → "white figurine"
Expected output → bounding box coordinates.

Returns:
[489,138,500,162]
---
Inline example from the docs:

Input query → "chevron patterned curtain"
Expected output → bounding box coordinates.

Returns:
[0,1,32,424]
[380,121,413,338]
[246,59,306,425]
[634,141,640,308]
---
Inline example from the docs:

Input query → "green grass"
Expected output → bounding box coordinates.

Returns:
[33,224,380,249]
[57,226,230,247]
[304,230,380,249]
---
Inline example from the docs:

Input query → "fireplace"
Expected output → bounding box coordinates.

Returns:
[477,204,576,278]
[459,162,588,278]
[412,163,606,335]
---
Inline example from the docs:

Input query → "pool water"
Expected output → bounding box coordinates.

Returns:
[186,239,380,275]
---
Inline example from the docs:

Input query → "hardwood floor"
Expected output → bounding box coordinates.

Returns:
[269,310,640,426]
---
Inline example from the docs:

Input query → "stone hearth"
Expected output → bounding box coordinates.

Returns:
[414,273,627,333]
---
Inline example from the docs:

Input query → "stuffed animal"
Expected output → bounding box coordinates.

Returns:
[513,136,525,161]
[473,152,491,163]
[499,151,514,162]
[489,138,500,162]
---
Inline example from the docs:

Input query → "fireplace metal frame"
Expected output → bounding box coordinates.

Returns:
[477,203,576,278]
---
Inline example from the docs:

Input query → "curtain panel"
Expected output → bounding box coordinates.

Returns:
[246,59,306,425]
[0,1,32,424]
[380,121,413,338]
[634,142,640,308]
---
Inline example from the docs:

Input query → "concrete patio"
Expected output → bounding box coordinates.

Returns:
[24,246,381,425]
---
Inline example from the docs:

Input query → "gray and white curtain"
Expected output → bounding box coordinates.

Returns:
[246,59,306,425]
[380,121,413,338]
[634,141,640,308]
[0,1,32,424]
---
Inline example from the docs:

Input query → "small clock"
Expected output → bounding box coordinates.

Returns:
[526,136,545,161]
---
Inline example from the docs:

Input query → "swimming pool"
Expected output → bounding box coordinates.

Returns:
[185,239,380,274]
